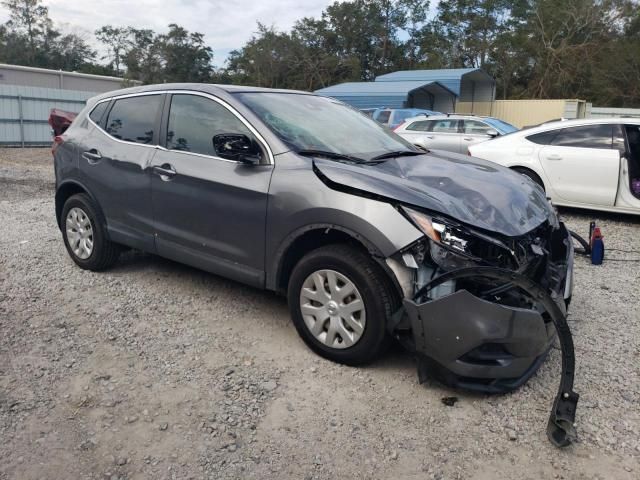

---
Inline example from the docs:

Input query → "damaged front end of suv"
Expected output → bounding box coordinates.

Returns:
[311,152,579,448]
[385,206,578,447]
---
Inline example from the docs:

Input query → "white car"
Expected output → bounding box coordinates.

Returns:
[394,114,518,154]
[468,118,640,215]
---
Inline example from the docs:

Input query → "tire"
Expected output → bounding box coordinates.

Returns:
[513,167,545,191]
[287,244,397,365]
[61,193,120,271]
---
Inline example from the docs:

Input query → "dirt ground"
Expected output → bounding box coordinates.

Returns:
[1,148,639,480]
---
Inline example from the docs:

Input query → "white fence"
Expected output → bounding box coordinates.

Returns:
[0,85,97,146]
[589,107,640,119]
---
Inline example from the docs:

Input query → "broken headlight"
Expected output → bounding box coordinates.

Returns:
[401,206,517,271]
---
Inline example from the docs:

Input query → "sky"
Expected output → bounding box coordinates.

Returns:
[0,0,337,66]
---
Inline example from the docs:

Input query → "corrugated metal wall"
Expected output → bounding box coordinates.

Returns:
[455,99,586,128]
[329,95,407,109]
[0,85,96,146]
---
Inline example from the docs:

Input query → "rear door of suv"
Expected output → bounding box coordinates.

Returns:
[149,92,273,287]
[80,93,163,251]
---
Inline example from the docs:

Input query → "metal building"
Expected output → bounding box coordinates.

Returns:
[315,68,494,112]
[375,68,495,103]
[0,63,139,92]
[314,80,457,111]
[0,63,140,146]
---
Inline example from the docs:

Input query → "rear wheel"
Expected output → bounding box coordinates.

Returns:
[61,193,120,271]
[287,244,396,365]
[513,167,545,191]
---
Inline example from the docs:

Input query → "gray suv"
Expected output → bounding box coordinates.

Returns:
[53,84,578,446]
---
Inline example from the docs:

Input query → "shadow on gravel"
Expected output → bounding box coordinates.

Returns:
[558,206,640,225]
[108,248,284,304]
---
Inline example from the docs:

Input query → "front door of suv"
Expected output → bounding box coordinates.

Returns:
[150,92,273,287]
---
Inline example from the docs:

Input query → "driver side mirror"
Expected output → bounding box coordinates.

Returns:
[212,133,262,164]
[486,129,499,138]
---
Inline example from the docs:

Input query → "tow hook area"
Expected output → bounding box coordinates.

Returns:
[404,266,579,448]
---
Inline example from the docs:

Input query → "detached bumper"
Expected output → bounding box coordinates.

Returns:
[402,223,574,393]
[404,289,558,393]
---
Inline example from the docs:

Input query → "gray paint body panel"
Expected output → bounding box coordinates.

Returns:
[263,153,423,289]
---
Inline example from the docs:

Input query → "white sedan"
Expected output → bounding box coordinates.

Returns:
[468,118,640,215]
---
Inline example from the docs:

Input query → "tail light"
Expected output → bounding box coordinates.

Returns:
[393,122,405,132]
[52,135,64,156]
[467,149,472,156]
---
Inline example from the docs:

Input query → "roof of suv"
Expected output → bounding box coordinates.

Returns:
[404,114,499,121]
[89,83,314,105]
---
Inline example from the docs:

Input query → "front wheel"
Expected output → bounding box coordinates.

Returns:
[287,244,397,365]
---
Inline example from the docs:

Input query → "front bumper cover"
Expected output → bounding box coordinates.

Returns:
[404,288,558,392]
[403,267,578,448]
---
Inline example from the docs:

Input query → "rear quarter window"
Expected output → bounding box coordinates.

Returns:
[526,130,559,145]
[89,101,109,126]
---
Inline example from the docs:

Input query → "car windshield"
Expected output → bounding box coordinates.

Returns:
[236,93,416,160]
[484,117,518,134]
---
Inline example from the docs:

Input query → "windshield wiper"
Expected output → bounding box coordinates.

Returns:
[297,149,368,164]
[370,150,425,161]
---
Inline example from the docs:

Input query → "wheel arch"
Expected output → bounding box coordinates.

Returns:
[55,180,100,230]
[509,165,547,191]
[269,224,403,299]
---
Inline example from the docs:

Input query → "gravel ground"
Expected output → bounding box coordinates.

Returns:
[1,148,639,480]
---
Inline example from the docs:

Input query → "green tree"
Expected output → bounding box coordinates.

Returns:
[2,0,50,63]
[155,24,214,82]
[95,25,133,75]
[1,0,95,70]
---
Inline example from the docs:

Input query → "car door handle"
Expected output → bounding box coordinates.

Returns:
[152,164,177,179]
[425,135,434,139]
[546,154,563,160]
[463,137,474,141]
[82,149,102,163]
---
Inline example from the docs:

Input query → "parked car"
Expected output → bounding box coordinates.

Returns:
[372,107,440,130]
[360,108,377,117]
[53,84,578,445]
[468,118,640,215]
[394,114,518,154]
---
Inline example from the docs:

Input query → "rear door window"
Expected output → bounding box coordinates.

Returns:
[550,124,613,149]
[166,94,253,157]
[406,120,430,131]
[105,95,162,145]
[462,119,491,135]
[429,119,459,133]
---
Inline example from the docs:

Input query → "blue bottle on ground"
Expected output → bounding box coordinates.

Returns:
[590,227,604,265]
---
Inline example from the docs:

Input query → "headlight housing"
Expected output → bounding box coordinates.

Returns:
[401,206,517,271]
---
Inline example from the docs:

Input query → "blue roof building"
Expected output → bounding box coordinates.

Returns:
[315,68,495,111]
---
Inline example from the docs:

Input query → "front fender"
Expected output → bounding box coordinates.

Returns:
[264,153,423,290]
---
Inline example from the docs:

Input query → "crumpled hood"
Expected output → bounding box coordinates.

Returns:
[313,150,555,237]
